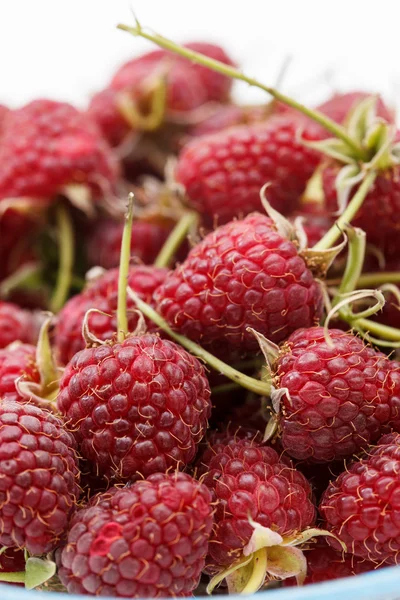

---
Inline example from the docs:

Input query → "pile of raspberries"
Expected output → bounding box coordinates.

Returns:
[0,23,400,600]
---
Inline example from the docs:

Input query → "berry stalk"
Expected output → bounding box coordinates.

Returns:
[117,193,135,342]
[154,210,198,268]
[118,21,366,160]
[313,170,377,251]
[0,572,25,584]
[128,290,271,396]
[49,203,74,313]
[334,226,366,303]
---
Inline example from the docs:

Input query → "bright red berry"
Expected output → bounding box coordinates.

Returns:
[87,88,131,147]
[0,99,119,202]
[182,42,235,102]
[322,163,400,249]
[54,265,168,365]
[57,472,213,597]
[0,301,39,349]
[197,434,315,573]
[175,116,322,224]
[270,327,395,462]
[0,343,39,402]
[87,218,172,270]
[155,213,323,355]
[0,401,80,555]
[57,333,211,481]
[320,433,400,564]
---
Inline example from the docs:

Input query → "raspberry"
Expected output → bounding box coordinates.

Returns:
[57,473,213,597]
[0,99,119,202]
[87,218,172,270]
[198,434,315,572]
[0,301,38,349]
[316,91,394,126]
[0,547,26,586]
[155,213,323,355]
[183,42,235,102]
[87,88,131,147]
[0,401,80,555]
[175,116,322,224]
[320,433,400,564]
[291,202,333,248]
[0,343,39,402]
[271,327,395,462]
[188,104,247,138]
[57,333,211,481]
[323,163,400,249]
[285,541,377,585]
[54,265,168,365]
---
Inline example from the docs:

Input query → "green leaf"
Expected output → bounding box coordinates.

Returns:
[25,557,56,590]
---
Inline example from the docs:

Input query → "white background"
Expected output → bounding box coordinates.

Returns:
[0,0,398,114]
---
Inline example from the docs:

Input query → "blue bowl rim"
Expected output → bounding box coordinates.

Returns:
[0,564,399,599]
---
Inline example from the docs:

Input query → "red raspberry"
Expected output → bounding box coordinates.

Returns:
[271,327,395,462]
[188,104,246,138]
[183,42,235,102]
[0,301,39,349]
[0,104,10,133]
[198,435,315,572]
[316,91,394,125]
[57,473,213,597]
[175,116,322,224]
[87,218,172,269]
[0,401,80,555]
[87,88,131,147]
[57,333,211,481]
[155,213,323,355]
[291,202,333,248]
[285,541,377,585]
[320,433,400,564]
[54,265,168,365]
[0,343,39,402]
[0,99,119,202]
[322,163,400,249]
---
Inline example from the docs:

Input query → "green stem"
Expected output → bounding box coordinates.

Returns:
[0,572,25,584]
[354,318,400,342]
[118,22,366,160]
[117,194,135,343]
[313,170,377,251]
[211,382,241,395]
[128,291,271,396]
[154,211,198,268]
[334,226,366,307]
[356,272,400,287]
[49,204,74,313]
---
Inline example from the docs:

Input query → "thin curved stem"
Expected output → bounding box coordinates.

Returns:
[117,194,135,342]
[354,318,400,342]
[118,21,366,160]
[154,211,198,268]
[128,289,271,397]
[49,203,74,313]
[313,170,377,251]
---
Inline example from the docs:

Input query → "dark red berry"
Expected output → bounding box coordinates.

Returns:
[57,334,211,481]
[57,472,213,597]
[0,343,39,402]
[0,302,39,349]
[0,401,80,555]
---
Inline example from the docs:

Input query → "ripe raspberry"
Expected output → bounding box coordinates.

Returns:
[285,541,377,585]
[0,104,10,133]
[155,213,323,355]
[291,202,333,248]
[0,301,38,349]
[0,401,80,555]
[198,434,315,572]
[175,116,322,224]
[320,433,400,564]
[0,343,39,402]
[316,91,394,126]
[183,42,235,102]
[54,265,168,365]
[188,104,246,138]
[57,472,213,597]
[0,99,119,202]
[87,218,172,270]
[271,327,395,462]
[323,163,400,248]
[87,88,131,147]
[57,333,211,481]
